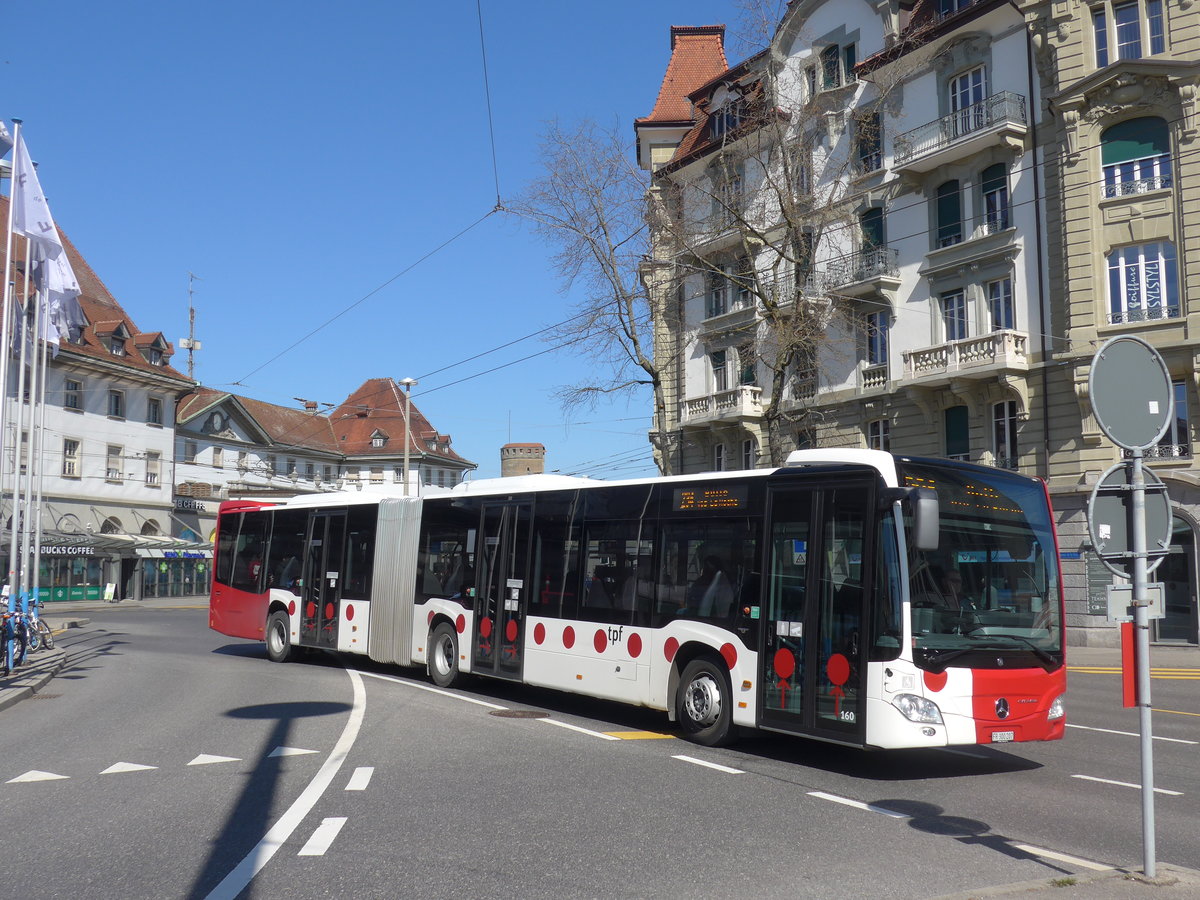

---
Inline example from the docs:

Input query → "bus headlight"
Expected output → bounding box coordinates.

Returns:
[1047,694,1065,720]
[892,693,944,725]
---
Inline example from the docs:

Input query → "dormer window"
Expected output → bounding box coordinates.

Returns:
[370,430,389,448]
[148,348,163,366]
[709,96,745,140]
[111,337,126,357]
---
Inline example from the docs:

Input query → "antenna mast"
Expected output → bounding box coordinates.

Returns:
[180,272,203,380]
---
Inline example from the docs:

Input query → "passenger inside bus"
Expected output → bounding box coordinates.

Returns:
[685,554,735,618]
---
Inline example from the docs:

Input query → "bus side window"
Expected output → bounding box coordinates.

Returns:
[230,512,268,594]
[215,512,241,587]
[267,508,307,596]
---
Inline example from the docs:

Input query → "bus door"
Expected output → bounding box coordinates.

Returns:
[299,510,347,650]
[760,477,872,743]
[472,502,532,680]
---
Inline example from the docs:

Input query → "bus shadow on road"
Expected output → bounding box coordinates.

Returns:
[187,698,353,900]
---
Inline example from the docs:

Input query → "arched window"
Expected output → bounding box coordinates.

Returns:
[140,520,161,536]
[101,517,123,535]
[1102,117,1171,197]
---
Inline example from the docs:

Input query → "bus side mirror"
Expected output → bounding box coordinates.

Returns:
[910,488,939,551]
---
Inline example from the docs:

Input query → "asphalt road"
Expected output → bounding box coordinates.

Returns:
[1,606,1196,899]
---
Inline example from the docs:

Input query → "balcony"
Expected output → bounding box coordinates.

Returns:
[805,247,900,298]
[861,363,888,391]
[902,330,1028,384]
[682,385,763,425]
[893,92,1027,173]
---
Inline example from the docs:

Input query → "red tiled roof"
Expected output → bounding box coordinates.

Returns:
[637,25,729,125]
[329,378,472,465]
[0,197,192,387]
[177,387,340,453]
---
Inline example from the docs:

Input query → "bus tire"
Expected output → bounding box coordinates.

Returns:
[429,621,464,688]
[676,657,734,747]
[266,610,298,663]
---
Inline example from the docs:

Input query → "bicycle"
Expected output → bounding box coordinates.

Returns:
[2,609,28,675]
[26,601,53,652]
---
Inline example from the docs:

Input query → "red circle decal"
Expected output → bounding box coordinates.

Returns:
[664,636,679,663]
[563,626,576,649]
[720,643,737,669]
[773,647,795,680]
[346,604,355,622]
[534,623,546,644]
[288,600,296,616]
[628,633,643,658]
[594,629,607,653]
[826,653,851,686]
[455,614,466,634]
[480,617,493,639]
[924,670,948,692]
[305,602,316,618]
[506,619,518,642]
[325,603,335,620]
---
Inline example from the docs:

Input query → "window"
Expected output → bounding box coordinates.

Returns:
[713,443,726,472]
[992,401,1018,468]
[707,266,732,318]
[860,207,885,252]
[944,405,970,460]
[1152,382,1191,458]
[286,458,296,476]
[106,445,122,482]
[854,111,882,173]
[711,349,729,392]
[804,66,818,99]
[981,163,1010,232]
[1094,0,1165,66]
[950,67,987,136]
[868,419,890,451]
[865,312,889,365]
[709,96,744,140]
[1102,117,1171,197]
[64,379,82,411]
[734,256,754,309]
[941,290,968,341]
[370,467,384,484]
[305,463,315,479]
[145,451,161,485]
[393,466,403,483]
[988,277,1015,330]
[936,181,962,247]
[939,0,974,15]
[741,439,756,470]
[212,447,224,469]
[324,465,333,483]
[820,45,842,89]
[1107,241,1179,323]
[110,336,126,357]
[184,441,198,463]
[147,396,163,425]
[737,345,756,386]
[147,348,163,366]
[107,390,125,419]
[711,163,743,226]
[62,439,80,478]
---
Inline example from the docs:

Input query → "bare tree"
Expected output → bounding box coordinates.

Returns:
[508,120,680,473]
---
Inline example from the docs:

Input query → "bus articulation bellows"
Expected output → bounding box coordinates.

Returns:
[209,450,1066,750]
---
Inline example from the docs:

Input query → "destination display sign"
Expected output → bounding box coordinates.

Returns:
[673,485,748,512]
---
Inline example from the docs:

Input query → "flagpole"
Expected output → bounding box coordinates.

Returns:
[8,287,30,611]
[0,120,20,592]
[32,308,49,611]
[21,255,46,615]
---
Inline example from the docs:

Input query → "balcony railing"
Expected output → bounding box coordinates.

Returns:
[861,363,888,390]
[805,247,899,294]
[1103,175,1172,199]
[894,92,1027,168]
[1107,305,1181,325]
[682,385,763,423]
[903,330,1028,379]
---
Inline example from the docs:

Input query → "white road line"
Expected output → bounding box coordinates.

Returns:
[268,746,318,758]
[807,790,908,818]
[1072,774,1183,796]
[100,762,157,774]
[344,766,373,791]
[189,754,241,766]
[204,668,366,900]
[1066,723,1197,745]
[359,670,509,710]
[673,755,744,774]
[541,718,621,741]
[297,817,348,857]
[1013,844,1113,871]
[6,770,68,783]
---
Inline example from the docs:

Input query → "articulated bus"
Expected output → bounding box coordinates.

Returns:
[209,450,1066,750]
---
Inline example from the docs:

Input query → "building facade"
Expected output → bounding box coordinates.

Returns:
[638,0,1200,646]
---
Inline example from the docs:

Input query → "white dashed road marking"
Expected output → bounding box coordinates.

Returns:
[359,670,509,709]
[807,791,907,817]
[7,770,68,783]
[344,766,373,791]
[1013,845,1114,871]
[297,817,348,857]
[541,718,621,741]
[269,746,318,758]
[673,755,744,774]
[189,754,241,766]
[1066,723,1198,745]
[100,762,157,775]
[1071,774,1183,796]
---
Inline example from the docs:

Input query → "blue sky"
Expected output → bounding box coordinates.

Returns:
[2,1,746,479]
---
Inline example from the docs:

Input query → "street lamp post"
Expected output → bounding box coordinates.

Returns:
[399,378,418,496]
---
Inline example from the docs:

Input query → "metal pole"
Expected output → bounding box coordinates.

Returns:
[0,120,22,591]
[1130,449,1156,878]
[400,378,418,496]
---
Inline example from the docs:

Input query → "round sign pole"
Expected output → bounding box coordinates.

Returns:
[1088,334,1172,880]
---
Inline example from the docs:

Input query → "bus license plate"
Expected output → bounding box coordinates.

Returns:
[992,731,1014,743]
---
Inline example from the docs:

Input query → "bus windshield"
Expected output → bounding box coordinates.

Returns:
[899,460,1063,672]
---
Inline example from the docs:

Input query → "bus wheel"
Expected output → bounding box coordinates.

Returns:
[429,621,464,688]
[266,610,298,663]
[676,658,733,747]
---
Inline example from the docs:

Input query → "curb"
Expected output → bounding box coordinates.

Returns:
[0,646,68,712]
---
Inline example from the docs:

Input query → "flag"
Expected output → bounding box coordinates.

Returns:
[11,133,63,259]
[0,122,12,157]
[32,246,84,354]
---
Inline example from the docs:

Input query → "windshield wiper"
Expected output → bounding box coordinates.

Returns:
[975,634,1060,671]
[920,647,976,674]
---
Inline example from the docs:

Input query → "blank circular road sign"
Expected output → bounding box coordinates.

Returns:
[1087,462,1172,578]
[1089,336,1173,450]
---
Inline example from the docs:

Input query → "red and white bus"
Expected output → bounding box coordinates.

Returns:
[210,450,1066,749]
